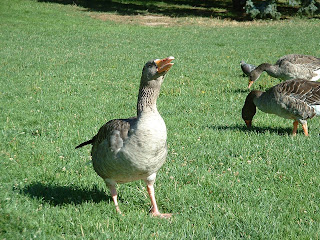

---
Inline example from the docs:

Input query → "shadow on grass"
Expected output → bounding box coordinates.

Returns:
[36,0,319,21]
[208,124,292,135]
[37,0,245,20]
[229,88,250,93]
[20,182,111,206]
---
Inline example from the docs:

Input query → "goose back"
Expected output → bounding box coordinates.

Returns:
[249,54,320,87]
[257,79,320,121]
[276,54,320,81]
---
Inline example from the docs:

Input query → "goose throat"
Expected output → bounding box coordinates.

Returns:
[137,85,160,115]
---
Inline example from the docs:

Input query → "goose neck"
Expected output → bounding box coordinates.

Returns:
[137,85,160,116]
[261,63,280,77]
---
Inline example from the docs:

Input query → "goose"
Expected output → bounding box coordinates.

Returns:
[242,79,320,136]
[248,54,320,88]
[76,57,175,218]
[240,60,256,76]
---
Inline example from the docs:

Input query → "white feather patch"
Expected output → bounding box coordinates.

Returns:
[311,69,320,81]
[311,105,320,116]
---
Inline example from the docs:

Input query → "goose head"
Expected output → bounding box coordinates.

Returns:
[242,90,263,127]
[248,69,262,88]
[140,56,175,86]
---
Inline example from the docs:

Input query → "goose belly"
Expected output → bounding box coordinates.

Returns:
[92,142,167,183]
[255,97,294,119]
[92,114,168,183]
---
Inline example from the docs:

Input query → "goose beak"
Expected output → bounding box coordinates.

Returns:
[245,120,252,128]
[155,56,175,73]
[248,80,254,89]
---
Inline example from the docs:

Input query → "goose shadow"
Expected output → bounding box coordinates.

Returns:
[20,182,112,206]
[207,124,292,135]
[228,88,250,93]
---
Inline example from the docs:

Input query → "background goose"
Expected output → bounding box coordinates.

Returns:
[248,54,320,88]
[240,60,256,76]
[76,57,174,218]
[242,79,320,136]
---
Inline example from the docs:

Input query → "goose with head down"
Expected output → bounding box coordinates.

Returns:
[76,57,175,218]
[248,54,320,88]
[242,79,320,136]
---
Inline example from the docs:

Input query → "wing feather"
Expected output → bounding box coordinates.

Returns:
[92,117,137,151]
[273,79,320,119]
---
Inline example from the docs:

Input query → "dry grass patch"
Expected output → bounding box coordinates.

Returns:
[91,13,174,26]
[89,12,317,27]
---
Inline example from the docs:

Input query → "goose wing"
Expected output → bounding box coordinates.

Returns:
[92,117,137,152]
[273,79,320,119]
[277,54,320,64]
[277,55,320,71]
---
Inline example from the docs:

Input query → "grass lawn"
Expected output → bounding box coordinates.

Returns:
[1,0,320,239]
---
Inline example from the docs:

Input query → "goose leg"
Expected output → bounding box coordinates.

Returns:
[146,183,172,218]
[302,122,308,136]
[110,185,122,214]
[292,121,299,136]
[105,180,122,214]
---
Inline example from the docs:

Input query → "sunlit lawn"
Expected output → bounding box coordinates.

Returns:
[1,0,320,238]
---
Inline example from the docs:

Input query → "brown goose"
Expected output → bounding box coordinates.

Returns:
[242,79,320,136]
[248,54,320,88]
[76,57,174,218]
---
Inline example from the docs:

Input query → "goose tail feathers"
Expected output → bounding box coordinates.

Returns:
[75,139,93,149]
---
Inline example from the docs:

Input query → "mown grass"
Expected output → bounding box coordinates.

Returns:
[1,0,320,239]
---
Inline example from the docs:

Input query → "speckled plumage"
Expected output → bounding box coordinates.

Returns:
[249,54,320,88]
[76,57,174,217]
[242,79,320,135]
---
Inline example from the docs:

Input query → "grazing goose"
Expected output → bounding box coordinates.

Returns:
[248,54,320,88]
[76,57,175,218]
[242,79,320,136]
[240,60,256,76]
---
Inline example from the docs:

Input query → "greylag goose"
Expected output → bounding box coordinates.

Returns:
[240,60,256,76]
[248,54,320,88]
[242,79,320,136]
[76,57,175,218]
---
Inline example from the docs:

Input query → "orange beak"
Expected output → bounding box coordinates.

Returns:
[245,120,252,128]
[154,56,175,73]
[248,80,254,89]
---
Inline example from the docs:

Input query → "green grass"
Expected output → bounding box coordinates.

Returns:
[1,0,320,239]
